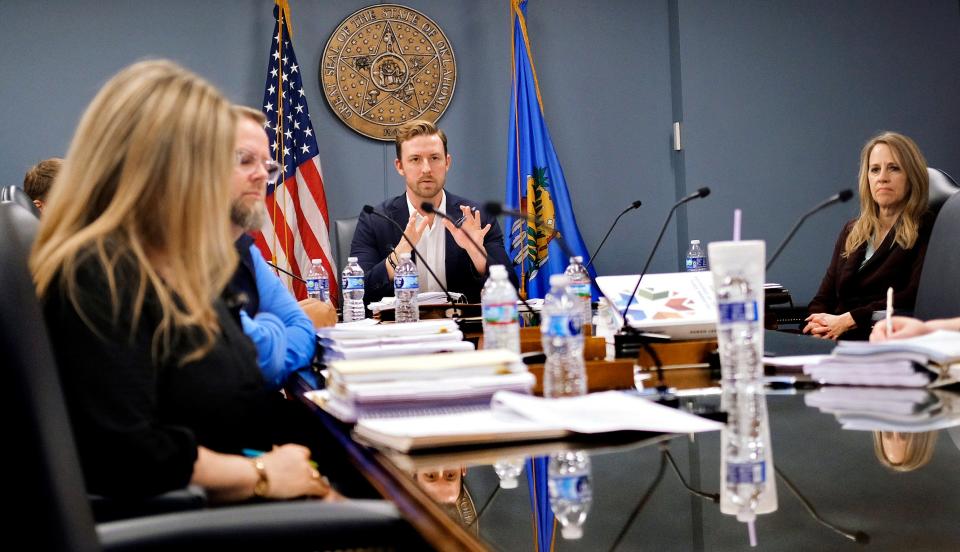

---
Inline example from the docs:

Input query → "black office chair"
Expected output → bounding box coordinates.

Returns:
[0,204,422,551]
[335,216,359,273]
[0,184,42,217]
[914,191,960,321]
[927,167,959,215]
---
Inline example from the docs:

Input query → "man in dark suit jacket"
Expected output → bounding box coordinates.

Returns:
[350,120,515,304]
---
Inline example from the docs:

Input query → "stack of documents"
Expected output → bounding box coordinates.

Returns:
[803,330,960,388]
[316,319,474,362]
[367,292,465,313]
[310,349,535,422]
[805,387,960,432]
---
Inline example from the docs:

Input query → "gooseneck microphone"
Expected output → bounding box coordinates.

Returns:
[620,187,711,323]
[361,205,459,310]
[422,201,539,317]
[765,189,854,271]
[585,199,642,270]
[265,260,307,284]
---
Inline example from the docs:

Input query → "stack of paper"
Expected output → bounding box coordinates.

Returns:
[367,292,465,313]
[803,331,960,388]
[805,387,960,432]
[310,349,535,422]
[316,319,474,362]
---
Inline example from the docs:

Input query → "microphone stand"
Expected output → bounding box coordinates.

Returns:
[766,189,853,270]
[614,189,710,399]
[421,202,539,324]
[265,260,307,283]
[585,200,642,270]
[362,205,462,319]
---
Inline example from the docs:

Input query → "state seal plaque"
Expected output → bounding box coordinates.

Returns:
[319,4,457,141]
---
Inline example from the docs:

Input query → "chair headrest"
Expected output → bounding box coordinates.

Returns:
[1,185,42,218]
[928,167,959,215]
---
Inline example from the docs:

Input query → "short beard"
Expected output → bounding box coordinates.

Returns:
[230,199,266,232]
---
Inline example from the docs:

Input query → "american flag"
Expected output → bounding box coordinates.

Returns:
[255,1,336,302]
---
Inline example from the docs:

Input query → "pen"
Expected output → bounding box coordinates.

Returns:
[886,286,894,336]
[243,448,319,469]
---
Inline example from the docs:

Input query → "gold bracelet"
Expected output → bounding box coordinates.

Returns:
[251,458,269,498]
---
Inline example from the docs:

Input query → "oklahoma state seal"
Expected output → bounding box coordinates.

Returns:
[319,4,457,141]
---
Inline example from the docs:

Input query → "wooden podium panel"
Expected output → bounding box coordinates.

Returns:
[635,339,718,390]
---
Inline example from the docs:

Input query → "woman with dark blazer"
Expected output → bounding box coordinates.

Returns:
[805,132,933,340]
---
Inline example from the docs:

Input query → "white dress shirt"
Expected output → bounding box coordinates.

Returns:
[406,192,447,293]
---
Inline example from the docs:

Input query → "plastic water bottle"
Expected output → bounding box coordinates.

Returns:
[481,265,520,353]
[393,252,419,323]
[340,256,365,322]
[548,451,593,540]
[305,259,330,301]
[541,275,586,398]
[563,256,593,328]
[685,239,707,272]
[493,457,524,489]
[709,240,777,546]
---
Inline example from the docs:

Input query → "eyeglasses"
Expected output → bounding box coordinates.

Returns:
[236,150,281,183]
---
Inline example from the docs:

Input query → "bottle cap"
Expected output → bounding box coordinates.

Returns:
[489,265,507,277]
[498,475,518,489]
[691,239,700,245]
[571,255,583,264]
[560,524,583,540]
[399,252,412,260]
[549,274,570,287]
[347,256,358,262]
[311,259,323,266]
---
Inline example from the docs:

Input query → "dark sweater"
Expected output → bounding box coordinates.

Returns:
[42,250,299,498]
[808,211,934,340]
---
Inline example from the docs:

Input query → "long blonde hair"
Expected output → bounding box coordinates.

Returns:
[30,60,237,363]
[844,132,928,257]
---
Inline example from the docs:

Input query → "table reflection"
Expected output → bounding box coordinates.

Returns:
[388,391,960,550]
[413,465,478,534]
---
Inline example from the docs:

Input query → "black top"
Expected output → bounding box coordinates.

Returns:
[42,249,296,498]
[350,191,517,303]
[808,211,934,339]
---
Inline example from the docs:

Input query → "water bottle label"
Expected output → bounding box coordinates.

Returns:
[717,301,759,325]
[483,303,518,325]
[342,276,364,290]
[570,283,591,299]
[306,277,327,293]
[544,315,582,337]
[552,475,590,500]
[685,256,706,271]
[393,275,419,291]
[726,461,766,484]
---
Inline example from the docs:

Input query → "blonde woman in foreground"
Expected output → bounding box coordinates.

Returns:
[31,60,333,502]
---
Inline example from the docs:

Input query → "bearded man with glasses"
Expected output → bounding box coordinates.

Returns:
[228,106,336,391]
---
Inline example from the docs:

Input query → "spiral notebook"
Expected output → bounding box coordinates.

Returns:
[347,391,723,452]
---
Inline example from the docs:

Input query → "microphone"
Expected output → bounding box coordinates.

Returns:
[585,199,642,270]
[620,187,711,322]
[361,205,459,312]
[765,189,854,270]
[422,201,539,318]
[265,260,307,284]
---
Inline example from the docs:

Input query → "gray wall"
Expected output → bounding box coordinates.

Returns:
[2,0,958,303]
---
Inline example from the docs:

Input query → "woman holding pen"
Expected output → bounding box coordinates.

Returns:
[30,60,335,503]
[804,132,934,340]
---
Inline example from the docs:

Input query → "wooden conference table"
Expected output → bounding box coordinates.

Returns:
[298,331,960,551]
